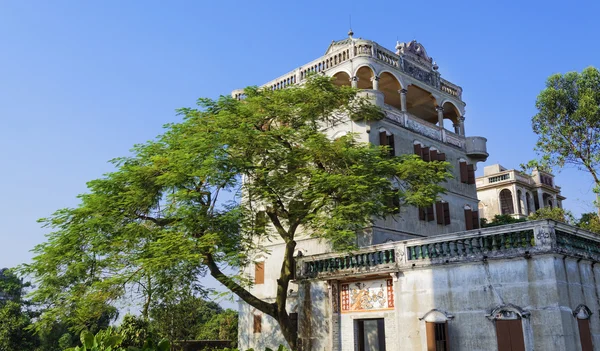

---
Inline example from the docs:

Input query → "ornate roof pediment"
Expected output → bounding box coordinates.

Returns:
[396,40,433,68]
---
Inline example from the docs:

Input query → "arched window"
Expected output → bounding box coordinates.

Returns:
[487,304,529,351]
[573,305,593,351]
[499,189,514,215]
[419,309,454,351]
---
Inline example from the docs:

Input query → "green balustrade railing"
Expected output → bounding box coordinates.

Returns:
[304,249,396,275]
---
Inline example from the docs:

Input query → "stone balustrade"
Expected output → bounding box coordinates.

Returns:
[295,220,600,280]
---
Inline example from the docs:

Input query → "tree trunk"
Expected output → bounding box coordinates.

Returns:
[275,239,298,350]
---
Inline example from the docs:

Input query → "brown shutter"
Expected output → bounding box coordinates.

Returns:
[437,153,446,161]
[427,205,435,222]
[426,322,436,351]
[253,314,262,333]
[508,319,525,351]
[436,202,444,225]
[460,162,468,183]
[254,262,264,284]
[472,211,480,229]
[379,131,388,146]
[422,147,430,162]
[578,319,593,351]
[496,320,511,351]
[467,164,475,184]
[443,202,451,225]
[465,209,473,230]
[388,134,395,157]
[414,143,422,157]
[429,149,438,162]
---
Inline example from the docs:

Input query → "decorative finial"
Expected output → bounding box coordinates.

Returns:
[348,28,354,37]
[433,61,439,71]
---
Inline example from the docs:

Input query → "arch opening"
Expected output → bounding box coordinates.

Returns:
[332,72,351,87]
[500,189,514,215]
[442,101,461,131]
[379,72,401,109]
[406,85,438,124]
[356,66,374,90]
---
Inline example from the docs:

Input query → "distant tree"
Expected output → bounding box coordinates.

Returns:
[527,66,600,211]
[481,214,527,228]
[0,269,38,351]
[577,212,600,233]
[22,76,450,350]
[528,207,574,223]
[196,309,238,344]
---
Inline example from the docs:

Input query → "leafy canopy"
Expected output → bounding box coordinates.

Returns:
[23,76,450,349]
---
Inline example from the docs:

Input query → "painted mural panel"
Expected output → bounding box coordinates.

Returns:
[340,279,394,313]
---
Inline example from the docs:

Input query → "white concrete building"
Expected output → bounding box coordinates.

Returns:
[236,33,597,351]
[476,164,566,221]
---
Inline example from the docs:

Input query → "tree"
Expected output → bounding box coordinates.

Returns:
[577,212,600,233]
[0,269,38,351]
[481,214,527,228]
[529,66,600,212]
[196,309,238,343]
[528,207,573,223]
[23,76,451,350]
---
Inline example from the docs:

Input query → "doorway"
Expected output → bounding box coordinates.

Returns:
[356,318,386,351]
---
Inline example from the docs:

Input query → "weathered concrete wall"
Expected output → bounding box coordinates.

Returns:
[296,254,600,351]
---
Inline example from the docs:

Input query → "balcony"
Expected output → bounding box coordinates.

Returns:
[295,220,600,280]
[465,136,488,162]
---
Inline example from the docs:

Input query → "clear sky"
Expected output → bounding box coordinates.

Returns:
[1,0,598,294]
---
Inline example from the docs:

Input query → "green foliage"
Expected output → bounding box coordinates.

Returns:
[0,300,38,351]
[577,212,600,233]
[118,314,151,349]
[24,75,450,350]
[481,214,527,228]
[528,207,574,223]
[528,66,600,205]
[196,309,238,343]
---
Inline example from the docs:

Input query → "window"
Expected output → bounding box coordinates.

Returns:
[499,189,514,215]
[379,131,395,157]
[426,322,448,351]
[356,318,386,351]
[414,144,446,162]
[435,202,450,225]
[464,208,480,230]
[253,314,262,333]
[578,319,593,351]
[254,262,264,284]
[419,205,435,222]
[422,147,431,162]
[459,161,475,184]
[495,319,525,351]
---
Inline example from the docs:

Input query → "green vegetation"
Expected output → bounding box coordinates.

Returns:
[21,75,450,350]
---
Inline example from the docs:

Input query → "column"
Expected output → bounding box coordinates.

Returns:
[371,76,380,90]
[436,106,444,128]
[351,76,358,88]
[537,188,544,209]
[453,122,460,134]
[400,89,407,112]
[458,116,466,136]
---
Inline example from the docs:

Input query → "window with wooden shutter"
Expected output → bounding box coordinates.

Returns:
[437,153,446,162]
[414,143,422,158]
[467,164,475,185]
[253,314,262,333]
[388,134,395,157]
[465,209,473,230]
[379,131,387,147]
[459,162,468,183]
[419,205,435,222]
[435,202,450,225]
[495,319,525,351]
[380,131,395,157]
[426,321,449,351]
[472,211,480,229]
[429,149,438,162]
[422,147,430,162]
[254,262,264,284]
[578,318,593,351]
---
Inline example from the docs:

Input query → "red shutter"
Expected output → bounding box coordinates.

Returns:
[427,205,435,222]
[467,164,475,184]
[472,211,480,229]
[443,202,451,225]
[255,262,264,284]
[379,131,388,146]
[253,314,262,333]
[414,144,422,157]
[388,134,395,157]
[578,319,593,351]
[422,147,430,162]
[465,209,473,230]
[429,149,438,162]
[437,153,446,161]
[426,322,436,351]
[460,162,468,183]
[436,202,444,225]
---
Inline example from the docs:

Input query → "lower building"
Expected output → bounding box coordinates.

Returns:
[244,220,600,351]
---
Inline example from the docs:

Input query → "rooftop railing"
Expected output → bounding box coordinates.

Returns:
[295,220,600,280]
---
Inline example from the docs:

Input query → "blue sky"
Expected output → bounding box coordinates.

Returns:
[0,0,598,297]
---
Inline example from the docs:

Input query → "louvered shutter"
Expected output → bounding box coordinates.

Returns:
[437,153,446,161]
[467,164,475,184]
[578,319,593,351]
[460,162,468,183]
[429,149,438,162]
[422,147,430,162]
[388,134,395,157]
[426,322,436,351]
[254,262,264,284]
[436,202,444,225]
[427,205,435,222]
[414,144,422,157]
[379,131,388,146]
[443,202,451,225]
[465,209,473,230]
[472,211,480,229]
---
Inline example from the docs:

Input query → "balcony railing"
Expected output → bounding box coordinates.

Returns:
[295,220,600,280]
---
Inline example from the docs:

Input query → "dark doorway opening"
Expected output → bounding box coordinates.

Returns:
[356,318,386,351]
